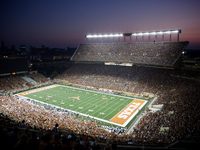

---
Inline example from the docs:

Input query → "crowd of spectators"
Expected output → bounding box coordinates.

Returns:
[57,64,200,144]
[0,120,103,150]
[72,42,188,66]
[0,96,112,149]
[0,63,200,149]
[0,72,49,95]
[28,72,49,83]
[0,76,30,92]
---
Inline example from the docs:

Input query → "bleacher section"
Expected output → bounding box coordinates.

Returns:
[72,42,189,67]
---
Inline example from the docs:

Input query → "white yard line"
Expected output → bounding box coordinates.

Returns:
[58,84,133,99]
[102,100,128,119]
[15,94,126,127]
[15,84,149,128]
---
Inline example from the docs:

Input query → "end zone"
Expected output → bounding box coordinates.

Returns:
[15,84,148,128]
[17,84,59,96]
[110,99,147,127]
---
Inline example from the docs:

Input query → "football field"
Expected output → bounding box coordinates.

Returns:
[16,84,148,127]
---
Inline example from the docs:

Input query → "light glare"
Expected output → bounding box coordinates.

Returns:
[86,30,180,38]
[143,32,150,35]
[150,32,156,35]
[137,33,143,36]
[171,30,179,34]
[164,31,171,34]
[132,30,180,36]
[86,33,123,38]
[157,31,163,35]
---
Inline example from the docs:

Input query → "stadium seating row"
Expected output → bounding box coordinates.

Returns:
[72,42,189,67]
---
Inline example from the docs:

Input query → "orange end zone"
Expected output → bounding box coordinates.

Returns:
[110,99,146,126]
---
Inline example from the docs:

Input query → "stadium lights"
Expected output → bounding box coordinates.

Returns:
[86,33,123,38]
[137,32,143,36]
[170,30,179,34]
[86,30,180,38]
[132,30,180,36]
[157,31,164,35]
[149,32,156,35]
[143,32,150,35]
[164,31,171,34]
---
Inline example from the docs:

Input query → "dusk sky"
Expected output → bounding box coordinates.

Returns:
[1,0,200,49]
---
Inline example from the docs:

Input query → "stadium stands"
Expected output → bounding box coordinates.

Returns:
[1,64,199,148]
[1,40,200,149]
[72,42,189,67]
[0,76,30,91]
[0,72,49,95]
[56,64,200,145]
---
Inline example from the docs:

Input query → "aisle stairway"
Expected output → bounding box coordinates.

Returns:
[21,76,37,85]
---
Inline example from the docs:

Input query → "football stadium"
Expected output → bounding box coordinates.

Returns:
[1,29,200,149]
[1,1,200,150]
[16,84,149,128]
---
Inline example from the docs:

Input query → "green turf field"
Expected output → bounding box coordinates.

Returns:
[17,84,147,127]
